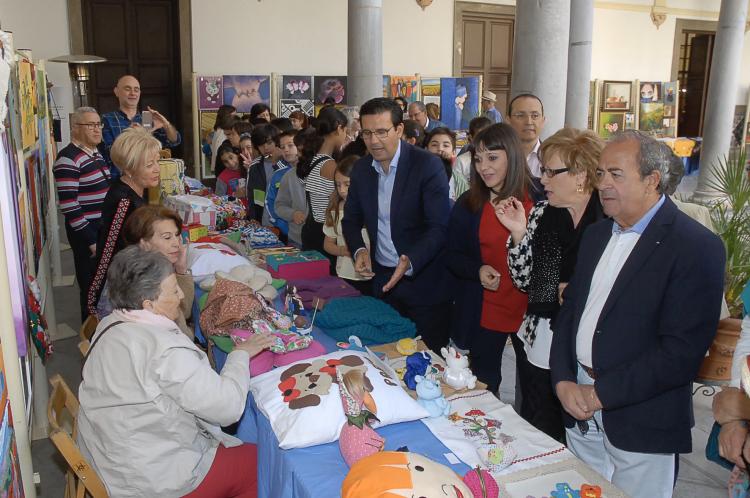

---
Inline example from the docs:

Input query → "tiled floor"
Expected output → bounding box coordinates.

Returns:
[33,211,731,497]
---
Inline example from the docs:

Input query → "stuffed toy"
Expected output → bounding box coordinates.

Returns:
[337,368,385,467]
[441,346,477,390]
[415,375,450,418]
[200,263,278,301]
[404,351,431,390]
[342,451,494,498]
[463,467,500,498]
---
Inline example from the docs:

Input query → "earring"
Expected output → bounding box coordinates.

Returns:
[576,184,584,193]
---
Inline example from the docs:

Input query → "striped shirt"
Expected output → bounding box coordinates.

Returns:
[304,154,335,223]
[53,143,112,245]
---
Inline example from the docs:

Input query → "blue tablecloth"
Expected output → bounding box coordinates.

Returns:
[194,284,471,497]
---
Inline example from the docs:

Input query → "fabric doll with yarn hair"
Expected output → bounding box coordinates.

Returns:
[337,368,385,467]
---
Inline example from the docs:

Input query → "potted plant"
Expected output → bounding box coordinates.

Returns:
[696,150,750,382]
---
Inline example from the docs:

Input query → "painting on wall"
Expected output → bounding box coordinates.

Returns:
[639,102,665,132]
[197,76,223,110]
[222,75,270,113]
[280,99,315,118]
[199,111,217,179]
[624,112,636,129]
[314,76,347,105]
[282,76,313,100]
[639,81,661,103]
[440,77,480,130]
[601,80,632,111]
[390,75,419,103]
[24,152,43,272]
[422,77,442,111]
[18,60,38,150]
[662,82,677,106]
[382,75,391,98]
[597,112,625,139]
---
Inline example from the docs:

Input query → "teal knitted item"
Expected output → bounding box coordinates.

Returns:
[316,297,416,345]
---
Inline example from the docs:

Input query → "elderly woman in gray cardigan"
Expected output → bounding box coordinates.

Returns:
[77,245,275,497]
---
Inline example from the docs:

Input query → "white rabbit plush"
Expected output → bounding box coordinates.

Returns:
[440,346,477,390]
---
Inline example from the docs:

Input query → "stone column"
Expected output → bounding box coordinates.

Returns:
[347,0,383,107]
[565,0,594,129]
[694,0,748,202]
[510,0,570,140]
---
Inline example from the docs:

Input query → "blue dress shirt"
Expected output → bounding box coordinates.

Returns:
[371,141,402,269]
[612,195,665,234]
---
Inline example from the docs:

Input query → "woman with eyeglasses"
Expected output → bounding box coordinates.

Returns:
[87,127,161,317]
[446,123,542,396]
[494,127,604,441]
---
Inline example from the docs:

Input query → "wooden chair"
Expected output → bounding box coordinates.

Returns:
[47,374,109,498]
[78,316,98,357]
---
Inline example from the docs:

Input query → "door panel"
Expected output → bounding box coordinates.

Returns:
[455,2,515,116]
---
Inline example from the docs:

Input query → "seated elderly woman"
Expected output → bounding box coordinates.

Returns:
[96,205,195,339]
[77,245,275,497]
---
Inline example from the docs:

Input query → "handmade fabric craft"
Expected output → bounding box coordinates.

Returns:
[404,351,431,390]
[208,194,247,230]
[421,390,570,475]
[199,278,266,336]
[186,242,249,281]
[316,297,417,345]
[242,224,281,249]
[336,368,385,467]
[341,451,473,498]
[415,375,450,418]
[165,194,218,228]
[248,350,428,449]
[183,176,209,196]
[287,276,361,308]
[231,326,313,354]
[266,250,330,279]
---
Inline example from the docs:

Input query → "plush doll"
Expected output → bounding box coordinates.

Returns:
[404,351,431,390]
[415,375,450,418]
[342,451,483,498]
[441,346,477,390]
[337,368,385,467]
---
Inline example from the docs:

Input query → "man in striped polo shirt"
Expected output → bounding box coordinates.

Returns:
[53,107,112,320]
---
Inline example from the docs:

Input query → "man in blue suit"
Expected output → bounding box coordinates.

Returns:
[550,131,725,497]
[407,101,446,132]
[343,98,451,352]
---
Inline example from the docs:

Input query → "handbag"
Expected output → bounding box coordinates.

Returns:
[705,421,736,470]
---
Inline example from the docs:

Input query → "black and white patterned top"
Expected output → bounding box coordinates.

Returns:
[304,154,335,223]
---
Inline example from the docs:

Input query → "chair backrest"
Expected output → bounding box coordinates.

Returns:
[47,374,109,498]
[79,315,98,343]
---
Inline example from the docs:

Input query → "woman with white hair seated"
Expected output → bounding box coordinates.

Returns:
[77,245,275,497]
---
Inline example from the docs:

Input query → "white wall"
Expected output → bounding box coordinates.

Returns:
[0,0,75,145]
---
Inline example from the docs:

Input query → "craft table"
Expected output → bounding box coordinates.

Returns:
[194,285,622,498]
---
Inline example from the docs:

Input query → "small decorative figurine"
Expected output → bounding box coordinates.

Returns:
[440,346,477,390]
[337,368,385,467]
[415,375,450,418]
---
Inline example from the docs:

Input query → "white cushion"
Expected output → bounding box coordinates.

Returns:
[187,242,250,282]
[249,350,428,449]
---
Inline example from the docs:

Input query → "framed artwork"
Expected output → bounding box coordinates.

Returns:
[382,75,391,98]
[197,76,223,110]
[199,111,217,179]
[18,60,38,150]
[639,102,665,132]
[662,81,677,106]
[222,75,270,113]
[639,82,661,103]
[421,78,441,98]
[390,75,419,103]
[624,112,636,129]
[597,112,625,139]
[282,76,313,100]
[280,99,314,117]
[314,76,347,105]
[601,81,632,111]
[440,77,480,131]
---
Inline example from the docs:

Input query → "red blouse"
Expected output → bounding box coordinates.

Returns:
[478,198,532,332]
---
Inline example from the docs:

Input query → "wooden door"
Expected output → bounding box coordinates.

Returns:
[678,33,714,137]
[83,0,182,155]
[454,2,515,115]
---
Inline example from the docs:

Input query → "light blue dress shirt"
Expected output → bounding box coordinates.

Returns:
[371,141,402,268]
[483,106,503,124]
[612,195,665,234]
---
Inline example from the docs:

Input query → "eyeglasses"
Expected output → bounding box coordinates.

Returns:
[510,112,543,121]
[539,166,570,178]
[74,122,104,130]
[360,126,395,140]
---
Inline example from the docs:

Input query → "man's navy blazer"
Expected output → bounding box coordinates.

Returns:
[342,141,450,306]
[550,197,725,454]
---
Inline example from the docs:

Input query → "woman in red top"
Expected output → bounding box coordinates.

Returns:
[446,123,537,394]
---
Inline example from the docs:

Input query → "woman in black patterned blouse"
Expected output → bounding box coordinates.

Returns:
[495,128,604,441]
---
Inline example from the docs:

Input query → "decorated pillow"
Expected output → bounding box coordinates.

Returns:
[248,350,429,449]
[186,242,249,281]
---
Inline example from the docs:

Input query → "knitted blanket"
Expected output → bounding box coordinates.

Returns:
[316,297,416,345]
